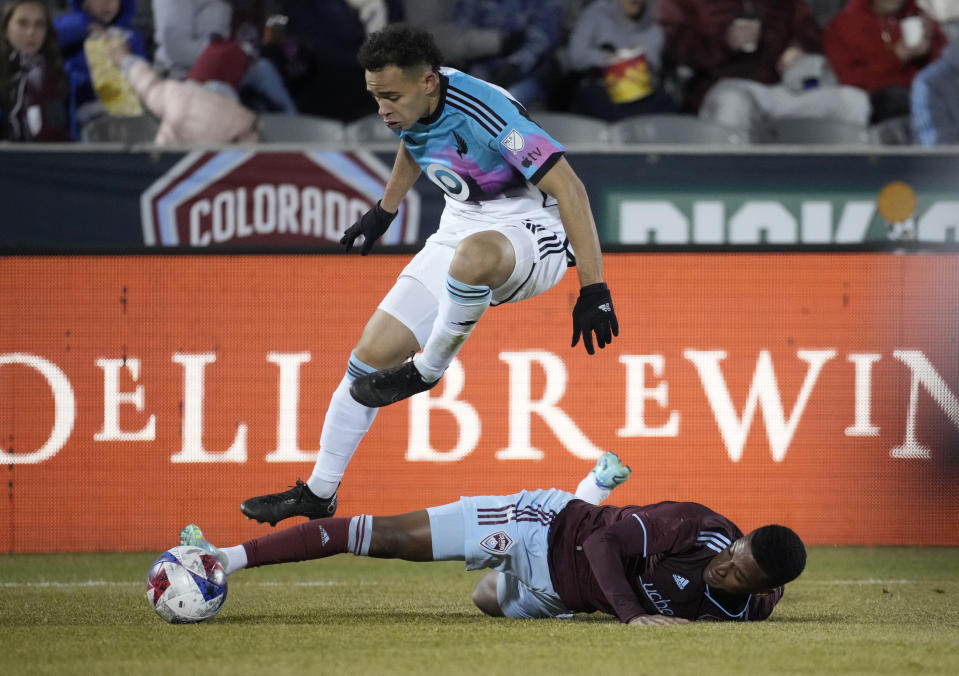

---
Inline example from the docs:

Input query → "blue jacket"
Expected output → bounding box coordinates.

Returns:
[53,0,147,112]
[911,42,959,146]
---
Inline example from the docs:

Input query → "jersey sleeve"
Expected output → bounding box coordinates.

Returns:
[494,111,566,185]
[580,503,713,623]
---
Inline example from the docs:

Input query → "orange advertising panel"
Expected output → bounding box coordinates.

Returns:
[1,254,957,551]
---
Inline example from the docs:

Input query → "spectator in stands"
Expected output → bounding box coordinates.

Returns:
[151,0,296,113]
[109,35,258,145]
[53,0,148,128]
[263,0,403,122]
[658,0,870,137]
[451,0,564,109]
[403,0,522,69]
[911,42,959,145]
[1,0,71,140]
[567,0,676,120]
[824,0,947,124]
[264,0,371,121]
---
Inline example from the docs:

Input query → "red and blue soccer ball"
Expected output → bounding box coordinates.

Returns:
[146,545,228,623]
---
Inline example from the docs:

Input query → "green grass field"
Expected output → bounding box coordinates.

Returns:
[2,547,958,676]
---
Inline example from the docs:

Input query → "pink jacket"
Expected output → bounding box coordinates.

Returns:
[124,57,258,145]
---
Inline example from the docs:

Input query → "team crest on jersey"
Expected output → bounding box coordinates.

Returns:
[479,531,514,553]
[501,129,524,153]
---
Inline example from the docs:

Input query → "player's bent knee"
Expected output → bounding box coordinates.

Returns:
[450,232,514,288]
[472,571,505,617]
[353,311,420,369]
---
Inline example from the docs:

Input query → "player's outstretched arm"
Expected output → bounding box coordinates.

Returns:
[341,142,422,254]
[535,158,619,355]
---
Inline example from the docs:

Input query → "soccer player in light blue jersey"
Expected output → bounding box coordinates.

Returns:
[241,24,619,526]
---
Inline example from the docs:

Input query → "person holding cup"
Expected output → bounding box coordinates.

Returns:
[824,0,947,124]
[658,0,870,138]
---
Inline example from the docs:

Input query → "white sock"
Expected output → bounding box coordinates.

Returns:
[413,276,491,381]
[575,473,611,505]
[347,515,373,556]
[306,354,378,499]
[220,545,248,575]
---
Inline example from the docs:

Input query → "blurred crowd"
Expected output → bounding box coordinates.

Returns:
[1,0,957,145]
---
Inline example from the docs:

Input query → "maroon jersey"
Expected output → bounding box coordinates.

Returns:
[547,500,783,623]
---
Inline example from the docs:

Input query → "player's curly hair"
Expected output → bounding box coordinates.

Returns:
[358,24,444,73]
[750,525,806,588]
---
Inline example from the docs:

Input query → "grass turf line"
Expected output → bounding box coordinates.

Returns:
[1,547,957,676]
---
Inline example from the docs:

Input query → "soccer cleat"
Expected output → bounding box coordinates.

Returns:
[239,480,337,526]
[592,451,632,489]
[178,523,228,568]
[349,360,439,407]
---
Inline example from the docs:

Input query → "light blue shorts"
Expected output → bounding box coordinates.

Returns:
[430,488,575,619]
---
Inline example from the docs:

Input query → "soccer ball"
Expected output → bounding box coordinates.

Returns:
[146,545,228,623]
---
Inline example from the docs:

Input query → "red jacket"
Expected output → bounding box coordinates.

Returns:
[658,0,822,112]
[824,0,946,91]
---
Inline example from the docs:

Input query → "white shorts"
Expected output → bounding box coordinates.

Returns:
[378,205,572,347]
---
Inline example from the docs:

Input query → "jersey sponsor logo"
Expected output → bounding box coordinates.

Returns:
[479,530,514,554]
[521,147,543,168]
[672,574,690,590]
[641,580,675,615]
[425,163,470,201]
[502,129,525,153]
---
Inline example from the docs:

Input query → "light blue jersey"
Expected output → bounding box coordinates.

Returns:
[396,68,566,212]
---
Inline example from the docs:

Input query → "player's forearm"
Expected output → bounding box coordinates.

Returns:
[582,534,647,623]
[538,159,605,286]
[557,188,605,287]
[380,143,421,213]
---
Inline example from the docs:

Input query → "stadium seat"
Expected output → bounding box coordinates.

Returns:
[529,112,612,144]
[81,115,159,144]
[610,114,748,145]
[869,115,914,145]
[345,114,400,143]
[763,118,871,145]
[258,114,346,143]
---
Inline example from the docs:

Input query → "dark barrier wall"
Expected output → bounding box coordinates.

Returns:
[2,253,957,551]
[2,148,957,249]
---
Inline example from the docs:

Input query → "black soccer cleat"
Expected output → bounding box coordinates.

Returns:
[240,480,337,526]
[349,360,440,407]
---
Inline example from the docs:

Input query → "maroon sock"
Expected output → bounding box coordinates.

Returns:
[243,518,350,568]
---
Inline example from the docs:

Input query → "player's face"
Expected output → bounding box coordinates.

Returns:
[702,534,769,595]
[365,65,438,131]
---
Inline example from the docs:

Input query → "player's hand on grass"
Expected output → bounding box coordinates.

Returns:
[571,282,618,354]
[340,201,397,255]
[627,614,690,626]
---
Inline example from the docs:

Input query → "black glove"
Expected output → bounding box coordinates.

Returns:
[571,282,618,355]
[340,201,396,255]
